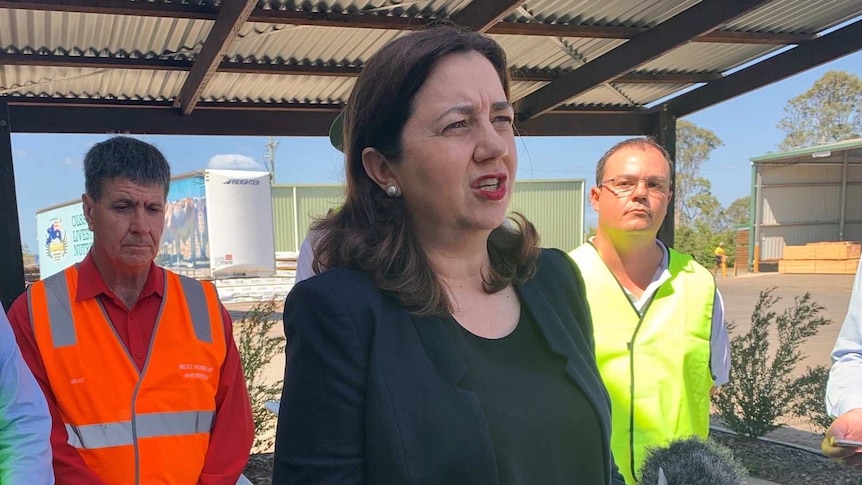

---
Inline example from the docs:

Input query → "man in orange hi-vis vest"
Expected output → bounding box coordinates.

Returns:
[8,136,254,484]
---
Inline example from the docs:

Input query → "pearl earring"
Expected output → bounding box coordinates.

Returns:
[386,184,400,197]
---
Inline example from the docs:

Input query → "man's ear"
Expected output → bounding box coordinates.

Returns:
[589,185,602,212]
[361,147,398,192]
[81,193,96,231]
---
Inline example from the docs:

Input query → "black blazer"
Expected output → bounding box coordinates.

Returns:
[273,249,624,485]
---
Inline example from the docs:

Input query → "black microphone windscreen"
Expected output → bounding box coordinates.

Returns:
[639,436,748,485]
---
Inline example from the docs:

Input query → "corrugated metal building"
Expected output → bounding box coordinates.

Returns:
[272,179,584,252]
[750,138,862,266]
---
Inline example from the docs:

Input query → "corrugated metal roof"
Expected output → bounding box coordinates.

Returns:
[752,138,862,163]
[511,0,699,26]
[0,65,185,99]
[0,9,212,56]
[260,0,469,17]
[494,36,581,70]
[1,1,860,116]
[202,72,353,102]
[231,23,401,63]
[603,82,691,105]
[640,43,779,73]
[510,80,547,102]
[565,84,631,106]
[727,0,862,33]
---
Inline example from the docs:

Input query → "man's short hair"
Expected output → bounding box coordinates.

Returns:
[84,136,170,201]
[595,137,674,186]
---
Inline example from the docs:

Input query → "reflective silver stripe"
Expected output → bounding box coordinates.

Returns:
[43,271,77,347]
[66,421,133,449]
[178,275,213,344]
[136,410,215,439]
[65,410,214,449]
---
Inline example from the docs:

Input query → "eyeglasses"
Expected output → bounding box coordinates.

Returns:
[600,175,672,197]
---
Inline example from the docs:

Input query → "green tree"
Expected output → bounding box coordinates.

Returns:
[723,196,750,228]
[777,71,862,150]
[673,176,739,267]
[236,299,285,451]
[675,120,724,225]
[22,243,36,266]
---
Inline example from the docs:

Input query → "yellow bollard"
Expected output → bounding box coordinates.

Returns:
[753,244,760,273]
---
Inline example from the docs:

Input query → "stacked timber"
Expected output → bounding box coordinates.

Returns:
[779,241,860,274]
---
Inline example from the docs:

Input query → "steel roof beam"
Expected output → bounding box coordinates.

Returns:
[663,19,862,117]
[6,99,651,136]
[515,0,771,120]
[173,0,257,115]
[450,0,526,33]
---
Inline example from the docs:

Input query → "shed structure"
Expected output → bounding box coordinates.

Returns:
[750,138,862,267]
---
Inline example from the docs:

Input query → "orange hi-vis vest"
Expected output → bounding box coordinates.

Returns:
[27,265,226,484]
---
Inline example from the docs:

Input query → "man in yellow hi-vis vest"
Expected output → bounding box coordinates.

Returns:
[714,243,727,278]
[569,138,730,484]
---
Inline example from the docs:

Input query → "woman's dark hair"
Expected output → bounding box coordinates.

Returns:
[313,26,540,316]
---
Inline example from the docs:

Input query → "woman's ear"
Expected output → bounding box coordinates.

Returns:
[361,147,398,191]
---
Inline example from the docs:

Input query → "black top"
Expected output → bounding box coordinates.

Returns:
[274,249,624,485]
[443,307,605,485]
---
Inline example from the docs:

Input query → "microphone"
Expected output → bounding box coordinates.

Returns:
[638,436,748,485]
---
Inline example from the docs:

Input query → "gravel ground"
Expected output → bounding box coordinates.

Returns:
[243,453,274,485]
[711,430,861,485]
[243,433,862,485]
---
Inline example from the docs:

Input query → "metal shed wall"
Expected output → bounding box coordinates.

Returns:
[271,180,584,252]
[509,179,585,252]
[751,140,862,263]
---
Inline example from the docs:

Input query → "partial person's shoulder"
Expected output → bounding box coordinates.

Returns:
[567,242,600,270]
[7,291,32,328]
[532,248,582,292]
[537,248,573,274]
[289,266,382,308]
[567,241,593,259]
[0,307,14,352]
[283,267,385,345]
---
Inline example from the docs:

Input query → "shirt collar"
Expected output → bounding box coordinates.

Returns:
[75,252,165,303]
[587,236,671,310]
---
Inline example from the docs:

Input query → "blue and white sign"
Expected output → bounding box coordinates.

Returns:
[36,201,93,278]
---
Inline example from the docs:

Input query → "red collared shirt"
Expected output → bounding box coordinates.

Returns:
[8,254,254,485]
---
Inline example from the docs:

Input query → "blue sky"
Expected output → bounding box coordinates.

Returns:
[11,50,862,250]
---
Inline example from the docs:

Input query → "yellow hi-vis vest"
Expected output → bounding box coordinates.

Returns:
[569,243,714,485]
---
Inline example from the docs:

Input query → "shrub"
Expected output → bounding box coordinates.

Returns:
[792,365,834,431]
[235,299,285,451]
[713,288,831,439]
